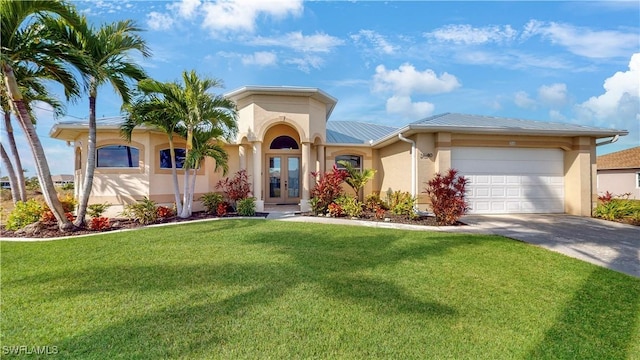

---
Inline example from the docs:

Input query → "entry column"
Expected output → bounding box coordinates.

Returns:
[252,141,264,211]
[300,141,311,212]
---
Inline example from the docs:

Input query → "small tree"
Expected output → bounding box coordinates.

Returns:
[424,168,469,226]
[337,160,376,200]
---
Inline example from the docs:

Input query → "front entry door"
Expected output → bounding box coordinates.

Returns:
[267,156,300,204]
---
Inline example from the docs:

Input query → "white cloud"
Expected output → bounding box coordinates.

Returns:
[575,53,640,121]
[523,20,638,58]
[514,91,536,109]
[351,30,397,55]
[426,24,518,45]
[169,0,202,19]
[241,51,277,66]
[386,95,434,119]
[202,0,303,34]
[538,83,567,108]
[250,32,344,53]
[373,63,461,95]
[284,55,324,73]
[146,12,175,31]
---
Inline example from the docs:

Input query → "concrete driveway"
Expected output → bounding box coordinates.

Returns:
[461,214,640,278]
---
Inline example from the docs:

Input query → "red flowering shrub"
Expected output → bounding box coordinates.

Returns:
[310,165,349,214]
[424,168,469,226]
[216,202,228,216]
[89,217,110,231]
[598,191,614,204]
[216,170,252,208]
[40,211,74,223]
[328,202,344,217]
[156,206,174,218]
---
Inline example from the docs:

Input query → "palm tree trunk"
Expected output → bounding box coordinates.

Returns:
[167,135,183,215]
[0,144,21,203]
[180,168,192,218]
[4,112,27,201]
[3,63,73,231]
[74,88,97,226]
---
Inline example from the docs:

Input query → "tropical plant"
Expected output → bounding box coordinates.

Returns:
[42,15,151,226]
[1,0,85,231]
[121,197,158,225]
[237,197,256,216]
[122,70,238,218]
[424,168,469,226]
[216,169,251,209]
[87,203,111,218]
[338,160,376,199]
[200,192,224,214]
[386,190,416,218]
[310,164,349,214]
[336,195,363,218]
[5,199,46,231]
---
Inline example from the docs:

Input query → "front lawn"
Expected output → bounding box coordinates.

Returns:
[2,220,639,359]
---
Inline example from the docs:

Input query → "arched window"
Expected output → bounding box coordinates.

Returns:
[270,136,299,150]
[97,145,139,168]
[336,155,362,171]
[159,148,187,169]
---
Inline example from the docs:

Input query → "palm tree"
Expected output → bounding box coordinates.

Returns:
[44,16,150,226]
[122,70,237,218]
[1,64,66,203]
[121,83,184,215]
[1,0,85,231]
[338,160,376,200]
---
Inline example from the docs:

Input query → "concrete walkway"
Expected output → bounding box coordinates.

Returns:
[461,214,640,278]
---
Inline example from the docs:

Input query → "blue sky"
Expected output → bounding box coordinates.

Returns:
[8,0,640,177]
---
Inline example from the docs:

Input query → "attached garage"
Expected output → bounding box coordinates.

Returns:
[452,147,565,214]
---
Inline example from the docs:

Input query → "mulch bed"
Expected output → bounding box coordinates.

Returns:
[0,210,462,239]
[0,212,269,239]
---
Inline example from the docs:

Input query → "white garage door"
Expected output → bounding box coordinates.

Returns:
[452,147,564,214]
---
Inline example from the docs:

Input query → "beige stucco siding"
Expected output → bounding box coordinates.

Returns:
[325,145,375,197]
[377,141,412,197]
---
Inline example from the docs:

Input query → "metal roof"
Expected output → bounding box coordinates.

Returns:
[326,121,397,144]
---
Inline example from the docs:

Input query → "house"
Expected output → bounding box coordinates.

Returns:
[51,174,74,187]
[49,86,628,217]
[597,146,640,199]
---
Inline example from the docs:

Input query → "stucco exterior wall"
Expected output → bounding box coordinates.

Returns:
[563,137,595,216]
[377,141,412,199]
[597,169,640,199]
[325,145,374,197]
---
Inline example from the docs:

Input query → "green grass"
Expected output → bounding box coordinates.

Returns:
[2,219,639,359]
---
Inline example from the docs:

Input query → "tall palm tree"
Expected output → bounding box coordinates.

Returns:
[1,0,85,231]
[121,83,184,215]
[1,64,66,203]
[122,70,237,218]
[44,16,151,226]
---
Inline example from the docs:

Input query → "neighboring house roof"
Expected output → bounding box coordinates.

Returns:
[597,146,640,170]
[51,174,74,182]
[326,121,397,144]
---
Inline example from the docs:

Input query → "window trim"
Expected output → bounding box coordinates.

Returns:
[636,172,640,189]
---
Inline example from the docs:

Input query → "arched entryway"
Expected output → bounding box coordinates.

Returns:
[264,125,302,205]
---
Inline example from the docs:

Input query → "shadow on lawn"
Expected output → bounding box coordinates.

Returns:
[33,225,474,358]
[527,253,640,359]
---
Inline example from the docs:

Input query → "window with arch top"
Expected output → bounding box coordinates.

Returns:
[336,155,362,171]
[270,136,299,150]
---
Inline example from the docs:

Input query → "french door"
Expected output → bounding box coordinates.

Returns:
[267,155,300,204]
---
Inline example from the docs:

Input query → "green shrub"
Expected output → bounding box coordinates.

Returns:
[237,197,256,216]
[336,196,363,218]
[386,190,416,217]
[200,192,224,214]
[5,199,45,231]
[87,203,111,218]
[593,199,636,221]
[121,197,158,225]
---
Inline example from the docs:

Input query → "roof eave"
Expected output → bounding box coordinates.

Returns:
[371,124,628,147]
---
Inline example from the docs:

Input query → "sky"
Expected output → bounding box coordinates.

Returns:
[4,0,640,177]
